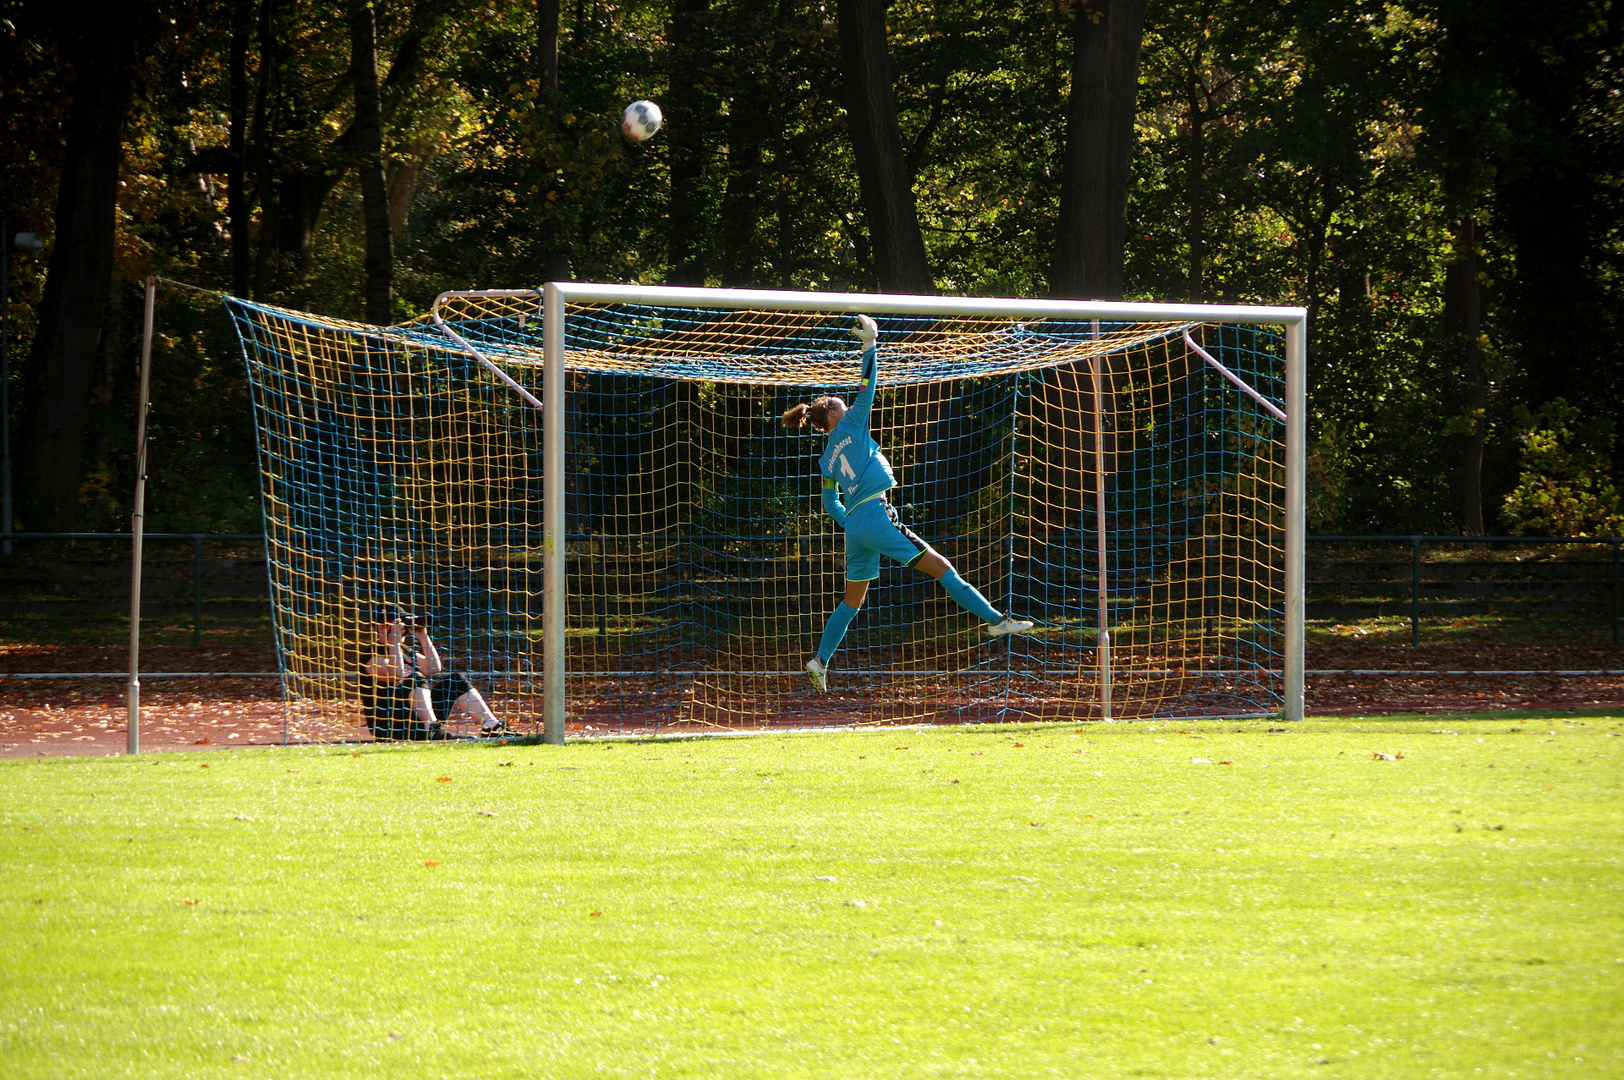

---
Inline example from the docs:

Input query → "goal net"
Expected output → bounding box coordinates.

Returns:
[228,285,1303,741]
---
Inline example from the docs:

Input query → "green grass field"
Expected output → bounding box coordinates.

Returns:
[2,716,1621,1079]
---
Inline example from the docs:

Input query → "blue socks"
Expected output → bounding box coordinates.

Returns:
[818,572,999,665]
[939,568,1002,624]
[816,602,861,664]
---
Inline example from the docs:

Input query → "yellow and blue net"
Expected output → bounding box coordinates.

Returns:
[228,292,1287,740]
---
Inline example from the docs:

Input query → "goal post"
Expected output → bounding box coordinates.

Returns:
[1284,316,1306,723]
[229,283,1305,741]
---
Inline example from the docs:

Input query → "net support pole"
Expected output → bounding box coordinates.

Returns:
[1090,343,1112,721]
[542,283,567,744]
[127,276,157,754]
[1282,316,1306,721]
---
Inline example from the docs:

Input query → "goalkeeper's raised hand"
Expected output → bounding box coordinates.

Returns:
[850,314,877,351]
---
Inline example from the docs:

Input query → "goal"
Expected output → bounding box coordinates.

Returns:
[228,284,1305,742]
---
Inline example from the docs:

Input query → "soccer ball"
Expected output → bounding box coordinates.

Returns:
[622,100,662,142]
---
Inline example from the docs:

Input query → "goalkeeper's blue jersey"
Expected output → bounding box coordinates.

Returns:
[818,345,894,528]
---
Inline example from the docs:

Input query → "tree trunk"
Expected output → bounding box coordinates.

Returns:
[15,9,143,533]
[536,0,569,282]
[387,156,424,237]
[537,0,560,91]
[666,0,712,287]
[1050,0,1150,301]
[228,0,254,299]
[250,5,344,301]
[1185,85,1205,304]
[250,0,447,302]
[720,106,766,288]
[78,273,130,518]
[1430,12,1489,535]
[248,0,277,299]
[719,2,786,289]
[350,0,393,325]
[837,0,934,294]
[1445,154,1486,535]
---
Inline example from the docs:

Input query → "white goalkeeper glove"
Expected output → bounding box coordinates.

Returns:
[851,314,878,351]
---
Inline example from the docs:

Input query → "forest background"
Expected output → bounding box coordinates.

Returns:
[1,0,1620,539]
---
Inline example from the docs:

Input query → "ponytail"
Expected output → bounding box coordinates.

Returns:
[782,397,835,432]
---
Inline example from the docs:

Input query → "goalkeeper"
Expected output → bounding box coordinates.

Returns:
[781,314,1034,692]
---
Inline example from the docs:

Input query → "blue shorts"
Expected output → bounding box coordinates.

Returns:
[844,498,931,582]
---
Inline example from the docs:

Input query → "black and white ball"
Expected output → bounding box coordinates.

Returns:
[622,100,663,142]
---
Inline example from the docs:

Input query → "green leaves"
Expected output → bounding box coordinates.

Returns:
[1502,399,1624,537]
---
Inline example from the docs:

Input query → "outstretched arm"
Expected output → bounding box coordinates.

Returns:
[845,315,880,431]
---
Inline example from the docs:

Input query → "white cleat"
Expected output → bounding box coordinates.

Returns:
[805,656,828,692]
[987,616,1036,638]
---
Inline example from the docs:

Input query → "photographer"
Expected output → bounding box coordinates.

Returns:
[359,607,505,741]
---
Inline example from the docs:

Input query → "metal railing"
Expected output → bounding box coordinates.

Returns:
[0,532,263,647]
[1308,535,1622,647]
[3,532,1621,650]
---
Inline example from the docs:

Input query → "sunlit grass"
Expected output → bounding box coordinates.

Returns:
[1308,611,1615,650]
[2,717,1621,1078]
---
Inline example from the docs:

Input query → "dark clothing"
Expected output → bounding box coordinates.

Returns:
[359,669,472,741]
[429,670,473,725]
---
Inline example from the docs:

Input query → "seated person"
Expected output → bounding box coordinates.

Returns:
[359,607,505,741]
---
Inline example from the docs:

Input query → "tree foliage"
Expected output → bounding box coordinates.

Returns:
[1,0,1620,536]
[1501,399,1624,538]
